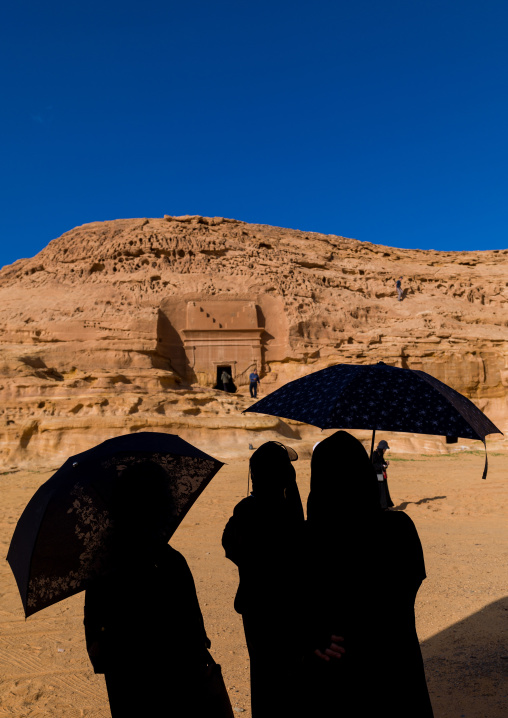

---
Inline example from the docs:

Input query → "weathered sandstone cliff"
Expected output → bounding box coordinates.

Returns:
[0,215,506,466]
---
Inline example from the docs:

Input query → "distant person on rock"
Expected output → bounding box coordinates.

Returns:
[221,369,232,392]
[249,369,260,398]
[372,439,394,509]
[396,276,403,301]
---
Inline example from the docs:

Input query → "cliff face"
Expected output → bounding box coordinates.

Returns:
[0,214,506,466]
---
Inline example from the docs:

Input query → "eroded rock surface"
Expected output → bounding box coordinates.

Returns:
[0,215,506,466]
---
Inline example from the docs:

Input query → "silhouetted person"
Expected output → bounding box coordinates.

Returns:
[222,442,304,718]
[305,431,433,717]
[84,461,212,717]
[372,438,394,509]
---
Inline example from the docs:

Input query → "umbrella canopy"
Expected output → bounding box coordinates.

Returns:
[7,432,223,617]
[245,362,502,474]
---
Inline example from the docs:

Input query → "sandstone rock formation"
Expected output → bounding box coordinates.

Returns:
[0,215,506,467]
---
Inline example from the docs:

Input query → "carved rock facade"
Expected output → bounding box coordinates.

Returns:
[0,214,506,465]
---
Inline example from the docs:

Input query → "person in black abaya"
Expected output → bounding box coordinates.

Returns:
[305,431,434,717]
[84,461,211,718]
[372,439,394,509]
[222,442,305,718]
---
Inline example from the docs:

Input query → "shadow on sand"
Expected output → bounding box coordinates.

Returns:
[421,596,508,717]
[393,496,447,511]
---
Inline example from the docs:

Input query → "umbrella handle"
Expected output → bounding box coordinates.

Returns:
[370,429,376,461]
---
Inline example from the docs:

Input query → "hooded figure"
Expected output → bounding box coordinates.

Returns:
[84,461,211,717]
[222,442,304,718]
[371,439,394,509]
[305,431,433,717]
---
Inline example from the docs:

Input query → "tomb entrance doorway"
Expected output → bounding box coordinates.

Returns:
[182,301,263,388]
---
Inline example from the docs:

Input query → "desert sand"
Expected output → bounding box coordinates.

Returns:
[1,449,507,718]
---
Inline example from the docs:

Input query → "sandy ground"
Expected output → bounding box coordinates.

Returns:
[1,451,507,718]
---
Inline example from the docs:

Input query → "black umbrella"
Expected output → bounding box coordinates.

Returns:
[245,362,502,477]
[7,432,223,617]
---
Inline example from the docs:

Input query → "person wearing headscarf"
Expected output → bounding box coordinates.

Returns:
[372,439,394,509]
[305,431,433,717]
[222,441,305,718]
[84,461,212,717]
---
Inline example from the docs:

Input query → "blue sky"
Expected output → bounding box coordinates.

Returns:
[1,1,507,268]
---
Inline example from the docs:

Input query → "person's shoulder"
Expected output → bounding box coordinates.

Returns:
[226,496,261,533]
[381,508,412,523]
[232,496,256,516]
[159,543,189,570]
[380,510,426,575]
[380,510,420,539]
[223,497,257,531]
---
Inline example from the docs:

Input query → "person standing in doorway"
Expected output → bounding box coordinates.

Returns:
[396,276,403,301]
[249,369,260,398]
[221,368,232,392]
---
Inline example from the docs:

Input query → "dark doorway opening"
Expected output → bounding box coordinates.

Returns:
[216,365,235,392]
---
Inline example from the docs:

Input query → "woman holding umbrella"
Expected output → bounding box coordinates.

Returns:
[7,433,230,718]
[304,431,433,717]
[84,460,214,717]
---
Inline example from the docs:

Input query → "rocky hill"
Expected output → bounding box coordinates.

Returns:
[0,215,506,467]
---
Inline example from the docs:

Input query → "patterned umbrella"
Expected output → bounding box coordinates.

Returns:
[245,362,502,477]
[7,432,223,617]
